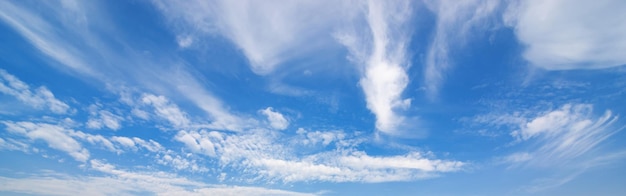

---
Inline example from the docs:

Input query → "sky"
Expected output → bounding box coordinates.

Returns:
[0,0,625,195]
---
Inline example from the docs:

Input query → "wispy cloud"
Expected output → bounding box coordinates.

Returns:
[0,69,70,114]
[505,104,623,167]
[0,1,251,132]
[504,0,626,70]
[0,1,95,76]
[152,0,349,75]
[473,103,626,191]
[423,0,499,99]
[0,161,316,196]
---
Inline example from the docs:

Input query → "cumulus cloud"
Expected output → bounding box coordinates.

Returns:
[0,69,70,114]
[260,107,289,130]
[2,121,89,162]
[505,0,626,70]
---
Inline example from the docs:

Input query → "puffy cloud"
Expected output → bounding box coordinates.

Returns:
[260,107,289,130]
[2,121,89,162]
[505,0,626,70]
[175,130,219,157]
[0,69,70,114]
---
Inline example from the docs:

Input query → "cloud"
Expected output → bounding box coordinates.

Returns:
[296,128,346,146]
[0,69,70,114]
[2,121,89,162]
[174,128,463,183]
[141,93,190,128]
[260,107,289,130]
[152,0,350,75]
[505,0,626,70]
[336,0,415,135]
[0,161,315,196]
[506,104,622,167]
[86,104,123,131]
[175,130,219,157]
[423,0,499,99]
[0,1,247,133]
[0,1,95,76]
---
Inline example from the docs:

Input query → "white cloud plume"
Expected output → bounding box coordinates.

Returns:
[2,121,89,162]
[423,0,499,99]
[505,0,626,70]
[260,107,289,130]
[0,69,70,114]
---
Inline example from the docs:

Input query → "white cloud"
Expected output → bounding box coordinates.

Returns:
[0,69,70,114]
[2,121,89,162]
[141,93,190,128]
[152,0,350,75]
[507,104,622,167]
[111,136,163,153]
[260,107,289,130]
[0,1,95,76]
[505,0,626,70]
[110,136,135,149]
[175,128,463,183]
[337,0,415,135]
[0,1,246,133]
[157,151,207,172]
[175,130,219,157]
[86,105,123,131]
[423,0,499,99]
[0,161,315,196]
[297,129,346,146]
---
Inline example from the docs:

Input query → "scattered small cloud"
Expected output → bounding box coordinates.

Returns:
[260,107,289,130]
[0,69,70,114]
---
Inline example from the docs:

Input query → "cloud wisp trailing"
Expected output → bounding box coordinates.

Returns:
[423,0,499,99]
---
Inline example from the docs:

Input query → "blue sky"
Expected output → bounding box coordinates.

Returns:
[1,0,626,195]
